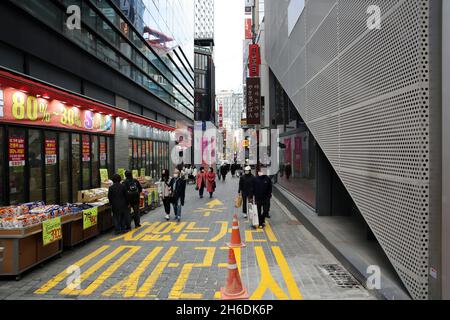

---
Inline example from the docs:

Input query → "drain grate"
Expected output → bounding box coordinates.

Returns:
[318,264,361,289]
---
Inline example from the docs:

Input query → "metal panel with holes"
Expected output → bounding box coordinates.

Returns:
[266,0,433,299]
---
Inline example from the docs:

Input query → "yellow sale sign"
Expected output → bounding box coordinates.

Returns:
[42,217,62,246]
[83,207,98,230]
[100,168,109,182]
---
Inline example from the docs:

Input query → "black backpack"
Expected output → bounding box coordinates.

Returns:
[126,180,140,204]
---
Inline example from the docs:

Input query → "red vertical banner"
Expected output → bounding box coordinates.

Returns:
[8,136,25,167]
[245,18,252,39]
[248,44,261,77]
[45,138,57,165]
[294,136,302,172]
[82,135,90,162]
[284,138,292,166]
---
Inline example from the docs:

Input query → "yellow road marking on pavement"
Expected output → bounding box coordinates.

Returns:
[34,245,110,294]
[265,222,278,242]
[209,222,229,242]
[102,247,163,298]
[251,246,290,300]
[110,222,156,241]
[141,222,187,241]
[206,199,224,208]
[204,211,211,217]
[193,208,226,213]
[245,228,266,242]
[169,247,216,299]
[80,246,141,295]
[169,263,179,267]
[60,246,136,295]
[177,234,205,242]
[135,247,178,298]
[272,246,302,300]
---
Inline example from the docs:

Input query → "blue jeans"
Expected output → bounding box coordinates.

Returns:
[172,197,182,218]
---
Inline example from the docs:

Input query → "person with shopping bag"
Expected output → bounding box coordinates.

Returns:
[237,166,254,219]
[252,167,272,229]
[206,167,217,198]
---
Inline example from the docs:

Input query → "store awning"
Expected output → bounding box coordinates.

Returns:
[0,68,176,132]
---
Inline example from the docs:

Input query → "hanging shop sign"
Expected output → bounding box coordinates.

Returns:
[82,136,90,162]
[0,88,115,134]
[246,77,261,125]
[8,136,25,167]
[118,168,126,180]
[45,138,57,165]
[100,141,107,161]
[42,217,62,246]
[219,104,223,128]
[83,207,98,230]
[248,44,261,78]
[100,168,109,182]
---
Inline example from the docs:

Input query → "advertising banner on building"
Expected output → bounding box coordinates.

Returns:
[248,44,261,77]
[45,138,57,165]
[245,18,252,39]
[246,77,261,125]
[8,136,25,167]
[219,103,223,128]
[0,88,114,134]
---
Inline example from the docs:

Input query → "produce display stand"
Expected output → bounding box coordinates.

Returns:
[0,214,75,279]
[62,206,107,248]
[97,205,113,233]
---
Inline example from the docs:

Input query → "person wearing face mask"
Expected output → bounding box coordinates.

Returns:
[206,167,217,198]
[196,167,207,198]
[238,166,254,219]
[158,169,172,221]
[168,169,186,222]
[252,167,272,228]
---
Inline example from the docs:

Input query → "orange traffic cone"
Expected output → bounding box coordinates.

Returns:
[227,214,246,248]
[220,248,249,300]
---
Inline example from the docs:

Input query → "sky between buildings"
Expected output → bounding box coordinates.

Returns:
[214,0,245,94]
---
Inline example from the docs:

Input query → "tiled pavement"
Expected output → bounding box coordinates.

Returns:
[0,178,377,300]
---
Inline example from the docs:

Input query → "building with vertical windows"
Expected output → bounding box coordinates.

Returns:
[263,0,448,300]
[0,0,195,206]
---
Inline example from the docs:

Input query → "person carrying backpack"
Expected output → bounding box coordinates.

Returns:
[123,170,143,229]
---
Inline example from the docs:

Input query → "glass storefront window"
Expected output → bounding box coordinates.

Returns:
[107,137,114,177]
[59,133,70,204]
[91,135,99,188]
[82,134,91,190]
[72,133,81,201]
[9,128,26,205]
[45,131,58,204]
[99,136,107,168]
[28,129,43,202]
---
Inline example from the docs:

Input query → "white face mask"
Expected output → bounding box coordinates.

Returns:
[174,174,179,178]
[258,172,263,176]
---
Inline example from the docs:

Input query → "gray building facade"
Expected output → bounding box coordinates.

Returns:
[265,0,446,300]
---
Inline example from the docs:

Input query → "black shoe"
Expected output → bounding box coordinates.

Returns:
[266,215,271,219]
[135,224,142,228]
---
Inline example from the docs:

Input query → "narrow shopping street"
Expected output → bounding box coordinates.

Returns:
[0,177,375,300]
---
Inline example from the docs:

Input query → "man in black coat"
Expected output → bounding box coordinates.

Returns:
[252,167,273,229]
[168,169,186,222]
[123,170,143,229]
[108,174,129,234]
[238,166,254,219]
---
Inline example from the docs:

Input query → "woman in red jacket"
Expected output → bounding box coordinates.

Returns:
[196,167,207,198]
[206,167,217,198]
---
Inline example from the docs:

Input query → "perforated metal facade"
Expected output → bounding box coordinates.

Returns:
[265,0,436,299]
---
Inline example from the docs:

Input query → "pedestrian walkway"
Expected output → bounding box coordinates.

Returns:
[0,177,377,300]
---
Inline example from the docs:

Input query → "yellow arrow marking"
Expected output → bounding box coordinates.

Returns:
[206,199,224,209]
